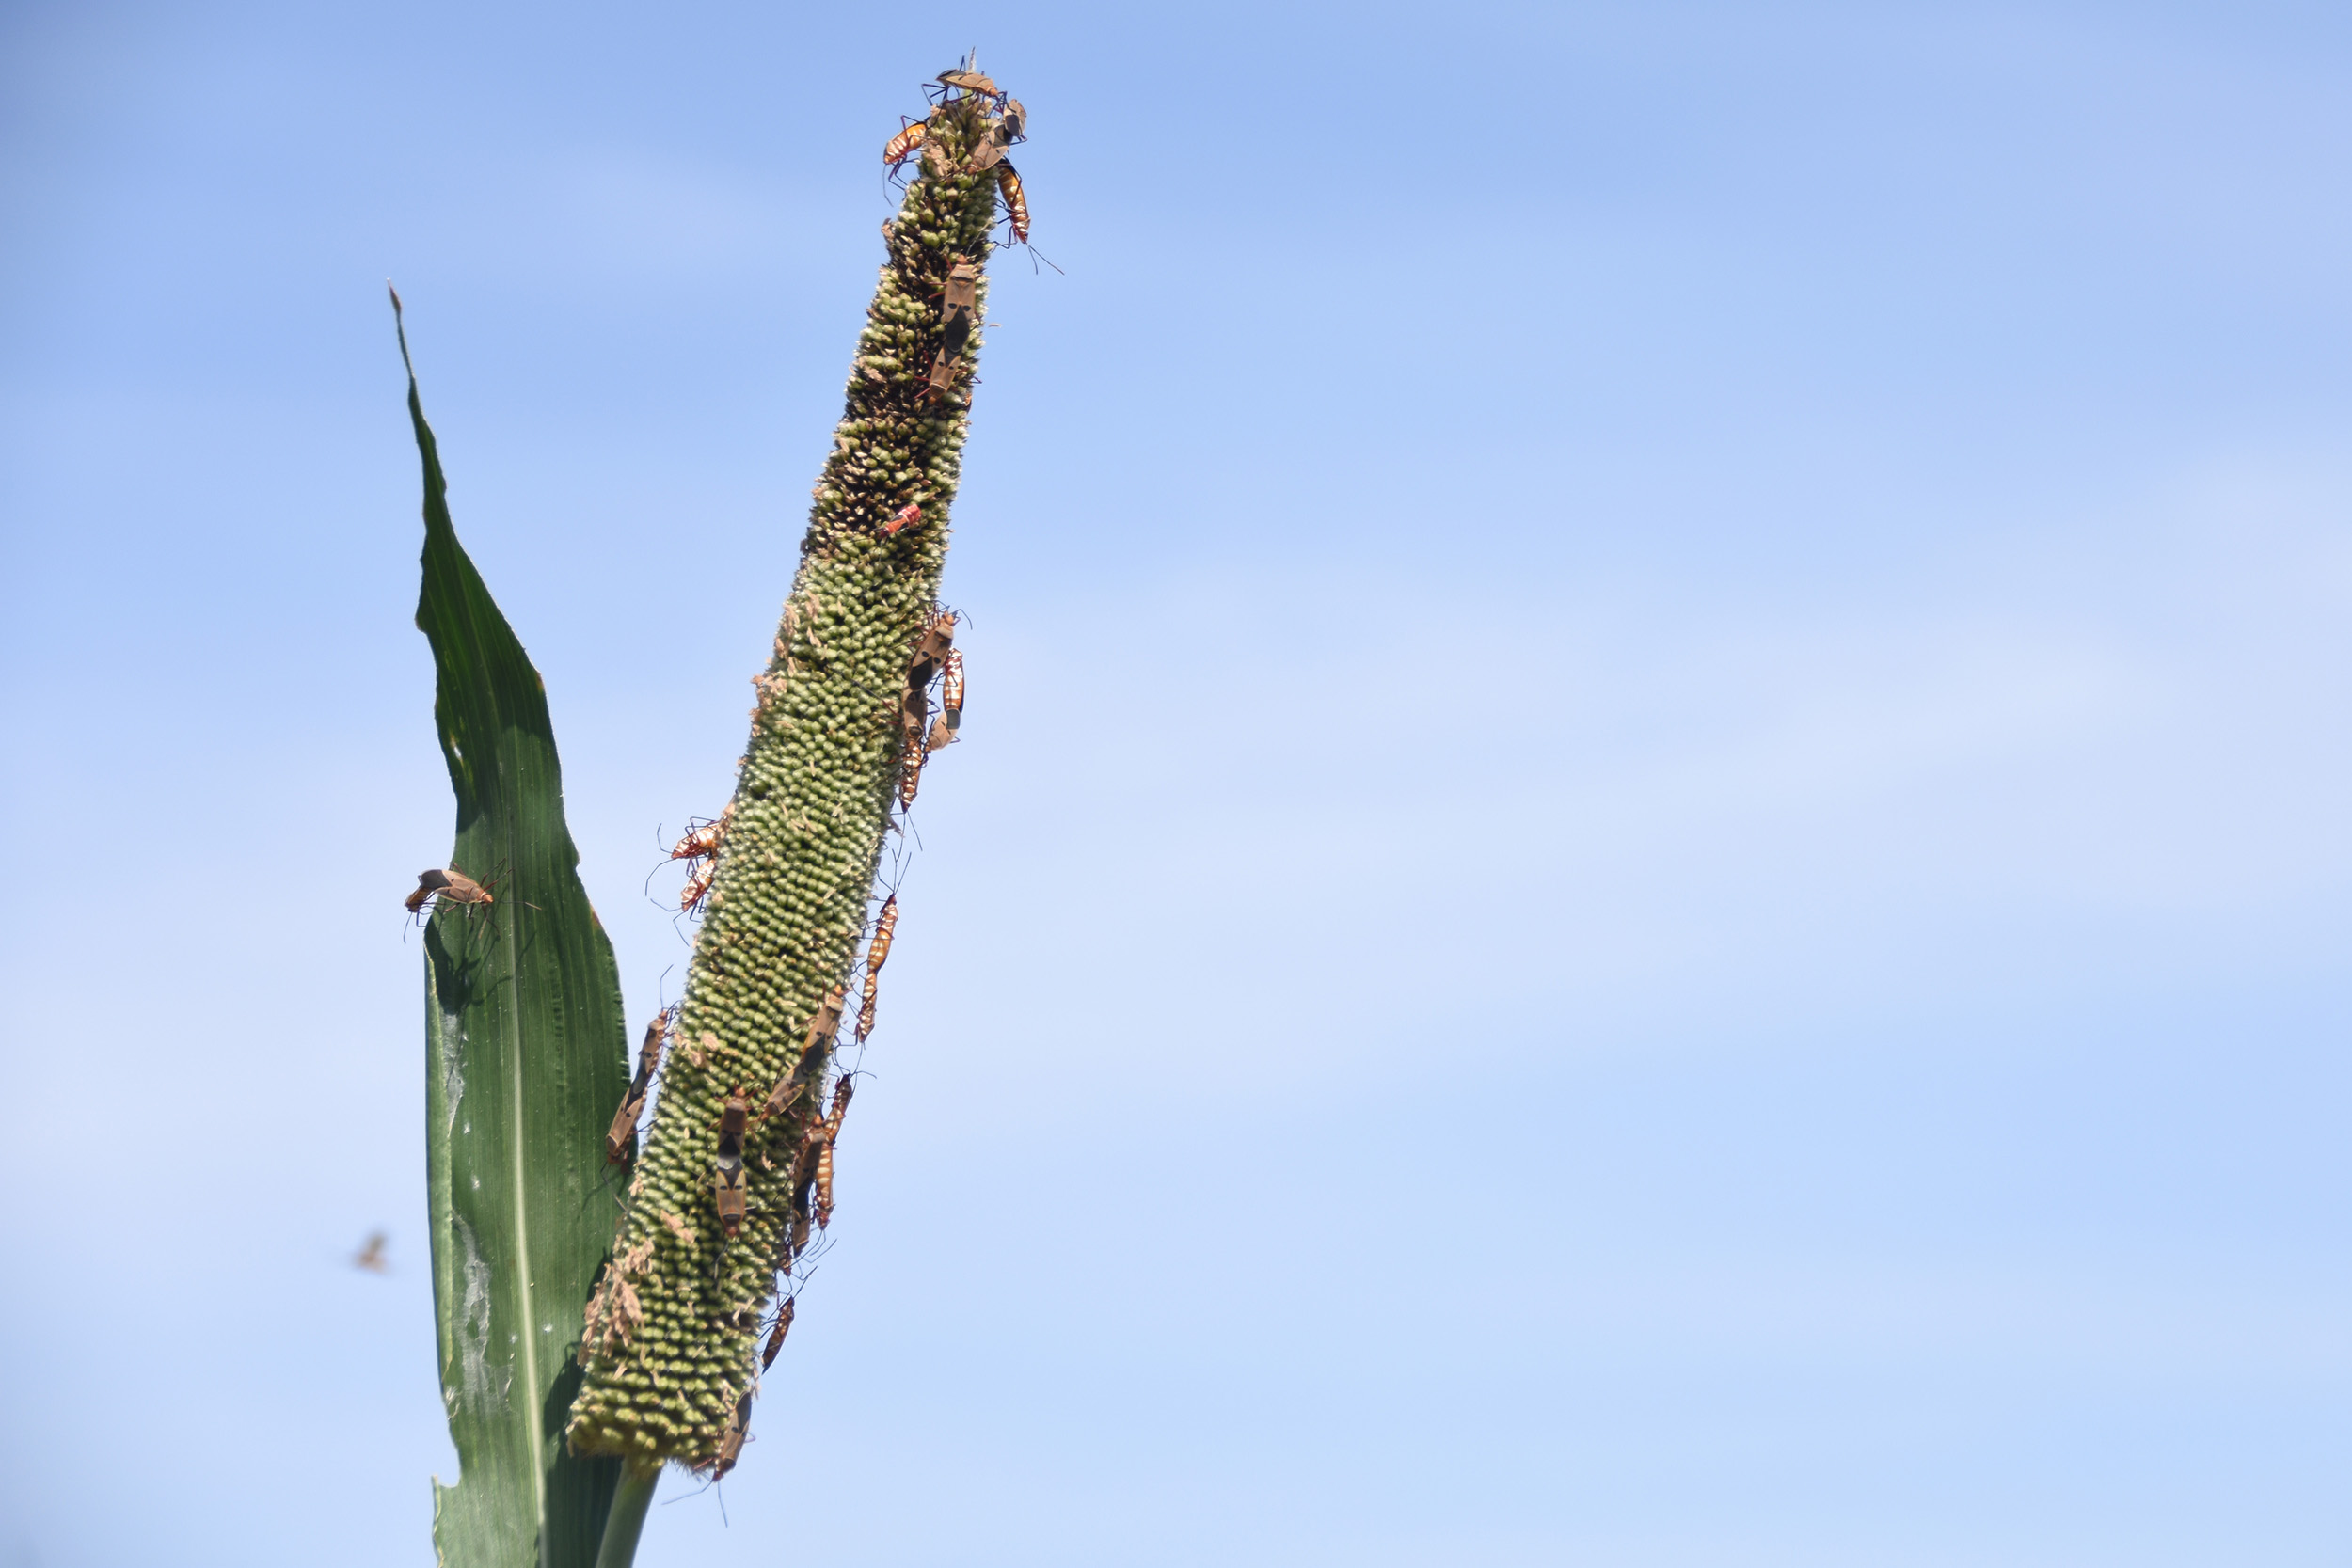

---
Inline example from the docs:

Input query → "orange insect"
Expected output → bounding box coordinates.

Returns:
[925,715,956,751]
[856,897,898,1038]
[670,807,729,862]
[405,867,493,916]
[813,1076,854,1229]
[882,119,929,171]
[606,1007,673,1164]
[352,1231,389,1274]
[941,648,964,731]
[994,163,1029,244]
[996,97,1026,144]
[760,1296,796,1370]
[926,347,956,397]
[681,858,716,915]
[882,502,921,536]
[938,67,998,97]
[713,1088,751,1238]
[866,895,900,974]
[896,738,926,811]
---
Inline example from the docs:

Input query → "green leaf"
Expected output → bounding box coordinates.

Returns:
[396,292,633,1568]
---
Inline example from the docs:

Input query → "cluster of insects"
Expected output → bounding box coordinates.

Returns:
[881,59,1041,412]
[663,802,732,916]
[616,605,971,1481]
[895,606,966,817]
[883,62,1030,246]
[601,985,856,1483]
[566,62,1018,1486]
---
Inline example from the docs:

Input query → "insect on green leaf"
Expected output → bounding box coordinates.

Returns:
[396,287,639,1567]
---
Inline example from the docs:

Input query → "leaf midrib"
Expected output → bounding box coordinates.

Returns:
[501,875,545,1536]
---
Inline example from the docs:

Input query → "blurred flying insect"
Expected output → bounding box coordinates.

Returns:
[994,163,1030,245]
[352,1231,389,1274]
[713,1088,751,1238]
[606,1006,674,1164]
[681,858,717,916]
[760,1295,796,1370]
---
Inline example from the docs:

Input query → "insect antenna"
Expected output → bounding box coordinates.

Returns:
[662,1478,726,1513]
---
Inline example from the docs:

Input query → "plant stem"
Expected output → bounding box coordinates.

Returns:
[593,1463,660,1568]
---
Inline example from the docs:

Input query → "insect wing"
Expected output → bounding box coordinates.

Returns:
[943,262,980,315]
[714,1159,747,1235]
[914,610,956,668]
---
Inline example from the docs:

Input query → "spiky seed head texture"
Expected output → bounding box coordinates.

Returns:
[565,87,1014,1467]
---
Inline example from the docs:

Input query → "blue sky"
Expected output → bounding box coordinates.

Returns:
[2,1,2348,1562]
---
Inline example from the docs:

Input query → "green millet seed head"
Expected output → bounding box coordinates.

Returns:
[566,79,1017,1471]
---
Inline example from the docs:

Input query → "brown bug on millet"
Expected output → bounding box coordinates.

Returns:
[606,1006,674,1164]
[713,1089,751,1239]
